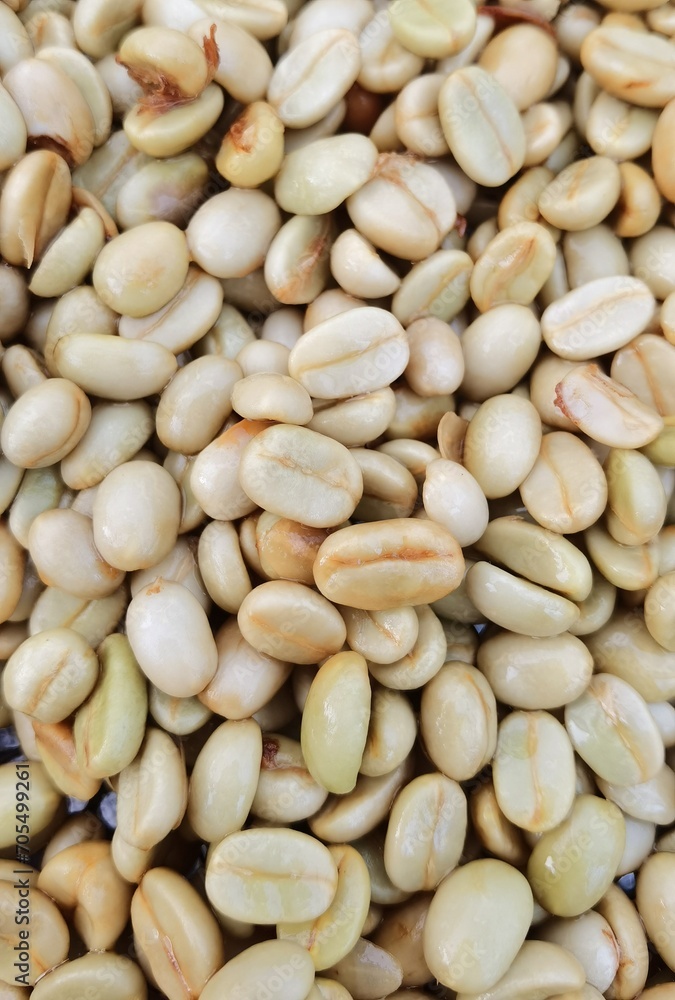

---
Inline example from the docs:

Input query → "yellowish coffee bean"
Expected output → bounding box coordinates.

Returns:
[520,431,608,534]
[528,794,625,917]
[371,893,431,988]
[636,852,675,973]
[30,952,148,1000]
[367,604,446,691]
[359,11,424,94]
[330,228,401,299]
[3,628,98,723]
[313,518,464,610]
[463,394,542,499]
[478,630,594,710]
[191,418,273,522]
[565,673,664,786]
[460,304,541,402]
[360,684,417,777]
[396,289,468,369]
[470,222,556,312]
[54,332,178,401]
[61,401,154,490]
[420,662,497,781]
[277,843,371,970]
[301,651,371,794]
[124,81,224,157]
[201,940,315,1000]
[645,572,675,652]
[457,940,586,1000]
[0,760,62,853]
[28,508,125,600]
[596,883,649,1000]
[538,155,621,231]
[494,710,576,833]
[256,514,329,586]
[115,727,187,852]
[478,24,558,111]
[268,28,360,127]
[351,447,417,522]
[470,779,529,869]
[423,858,533,993]
[188,719,262,843]
[206,827,338,924]
[0,881,69,986]
[467,562,580,637]
[384,772,466,892]
[605,448,666,547]
[585,523,659,591]
[275,133,377,216]
[585,609,675,702]
[439,66,526,187]
[597,764,675,826]
[131,866,225,1000]
[389,0,475,58]
[238,581,347,665]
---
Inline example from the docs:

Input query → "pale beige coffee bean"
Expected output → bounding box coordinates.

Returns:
[263,213,334,306]
[580,26,675,108]
[494,711,576,833]
[126,579,217,698]
[92,461,180,572]
[563,225,630,289]
[467,562,580,637]
[28,508,125,600]
[463,394,542,499]
[646,572,675,652]
[422,459,488,547]
[238,581,347,665]
[92,221,188,317]
[367,604,446,691]
[190,418,272,522]
[124,82,224,157]
[380,438,441,485]
[478,631,594,710]
[470,780,528,869]
[0,881,69,985]
[420,662,497,781]
[188,17,272,102]
[275,134,377,215]
[308,390,397,447]
[28,206,106,299]
[586,609,675,702]
[0,761,62,853]
[439,66,526,187]
[114,150,208,229]
[538,156,621,230]
[360,684,417,777]
[597,764,675,826]
[605,448,667,546]
[630,226,675,300]
[389,0,475,58]
[201,940,315,1000]
[252,733,328,823]
[565,673,664,786]
[206,827,338,924]
[237,338,291,377]
[131,867,225,1000]
[27,587,126,651]
[3,628,97,723]
[301,651,371,794]
[115,727,187,852]
[232,373,313,425]
[541,276,655,361]
[529,352,581,430]
[611,333,675,417]
[584,523,659,591]
[321,937,403,999]
[478,24,558,111]
[520,432,608,534]
[384,773,467,892]
[32,718,102,802]
[395,73,448,157]
[188,719,262,843]
[149,687,212,736]
[156,356,241,455]
[423,858,533,993]
[54,332,178,401]
[309,757,413,845]
[596,883,649,1000]
[239,425,362,528]
[461,304,542,402]
[0,150,72,269]
[586,91,657,161]
[186,188,281,280]
[568,570,616,637]
[617,813,656,875]
[372,893,432,988]
[650,701,675,748]
[522,101,573,167]
[637,852,675,973]
[457,940,586,1000]
[1,377,91,470]
[61,401,154,490]
[393,254,473,330]
[31,952,148,1000]
[277,843,371,970]
[351,447,418,521]
[117,25,210,101]
[346,153,456,261]
[614,161,661,238]
[330,229,401,299]
[216,101,284,189]
[313,518,464,610]
[41,812,104,867]
[38,840,133,951]
[528,794,625,917]
[554,363,663,448]
[288,306,408,399]
[340,606,419,665]
[268,29,360,128]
